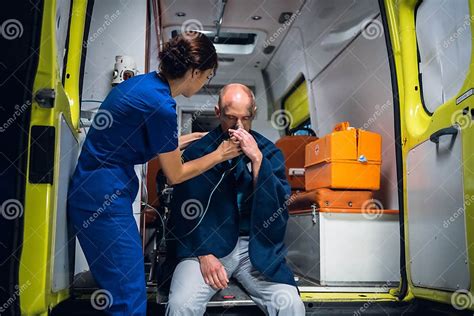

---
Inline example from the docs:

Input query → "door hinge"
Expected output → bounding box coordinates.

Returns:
[34,88,55,108]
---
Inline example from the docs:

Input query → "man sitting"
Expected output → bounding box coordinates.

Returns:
[165,83,305,316]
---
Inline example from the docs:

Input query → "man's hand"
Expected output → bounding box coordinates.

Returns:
[228,128,262,163]
[198,254,229,289]
[229,128,263,183]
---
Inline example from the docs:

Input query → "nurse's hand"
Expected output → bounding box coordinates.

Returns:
[178,132,208,150]
[159,139,240,185]
[198,254,229,289]
[216,139,241,162]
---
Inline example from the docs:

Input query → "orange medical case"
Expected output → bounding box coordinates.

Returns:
[275,135,318,190]
[305,122,382,190]
[288,188,374,214]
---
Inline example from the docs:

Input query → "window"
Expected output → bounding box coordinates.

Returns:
[416,0,472,113]
[289,118,315,136]
[282,76,311,134]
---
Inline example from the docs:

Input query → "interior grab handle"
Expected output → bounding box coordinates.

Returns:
[429,126,458,144]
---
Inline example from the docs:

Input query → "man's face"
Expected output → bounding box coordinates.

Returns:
[215,85,256,134]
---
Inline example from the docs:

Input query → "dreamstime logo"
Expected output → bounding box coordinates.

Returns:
[263,10,301,48]
[181,19,203,39]
[442,207,464,229]
[83,190,122,228]
[271,109,293,131]
[270,289,293,310]
[174,101,213,138]
[1,19,23,40]
[361,199,384,220]
[360,100,391,130]
[451,289,473,310]
[361,19,384,40]
[83,10,121,48]
[90,289,113,311]
[451,109,472,130]
[1,199,24,220]
[442,194,474,229]
[177,283,209,313]
[92,109,114,130]
[181,199,204,220]
[263,194,297,229]
[0,280,31,313]
[353,281,393,315]
[442,14,474,49]
[0,100,31,133]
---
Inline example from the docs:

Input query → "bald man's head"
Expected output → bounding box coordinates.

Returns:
[215,83,257,132]
[218,83,255,110]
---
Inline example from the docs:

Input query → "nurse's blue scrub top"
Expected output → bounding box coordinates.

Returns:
[68,71,178,213]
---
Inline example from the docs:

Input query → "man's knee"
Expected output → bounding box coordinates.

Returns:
[166,293,206,315]
[269,287,305,314]
[166,258,217,315]
[288,294,305,314]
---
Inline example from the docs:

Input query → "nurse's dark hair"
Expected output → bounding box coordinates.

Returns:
[159,31,218,79]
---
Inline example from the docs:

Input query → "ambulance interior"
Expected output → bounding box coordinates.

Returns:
[62,0,470,313]
[73,0,401,306]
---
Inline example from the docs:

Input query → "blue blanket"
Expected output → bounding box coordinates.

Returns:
[167,126,296,286]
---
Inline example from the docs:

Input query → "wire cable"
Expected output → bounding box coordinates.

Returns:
[166,156,243,241]
[141,201,166,244]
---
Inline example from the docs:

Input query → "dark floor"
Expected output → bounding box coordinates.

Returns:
[51,301,266,316]
[62,271,474,315]
[51,295,474,316]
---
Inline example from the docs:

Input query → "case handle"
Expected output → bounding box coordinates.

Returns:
[288,168,305,177]
[333,121,350,132]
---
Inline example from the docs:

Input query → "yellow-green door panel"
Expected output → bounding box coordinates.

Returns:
[384,0,474,311]
[19,0,87,314]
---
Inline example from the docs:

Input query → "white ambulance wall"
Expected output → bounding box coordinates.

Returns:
[81,0,147,110]
[265,0,379,122]
[265,1,398,210]
[74,0,148,276]
[301,0,379,81]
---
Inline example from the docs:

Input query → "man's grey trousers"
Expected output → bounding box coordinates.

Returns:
[166,236,305,315]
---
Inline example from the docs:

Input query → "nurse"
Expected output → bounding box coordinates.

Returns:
[67,31,240,315]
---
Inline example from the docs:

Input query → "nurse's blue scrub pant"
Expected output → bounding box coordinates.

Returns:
[69,208,147,315]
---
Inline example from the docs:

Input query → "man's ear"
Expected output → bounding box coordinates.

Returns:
[214,105,220,117]
[251,106,257,118]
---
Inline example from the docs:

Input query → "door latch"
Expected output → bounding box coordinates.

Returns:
[311,204,318,224]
